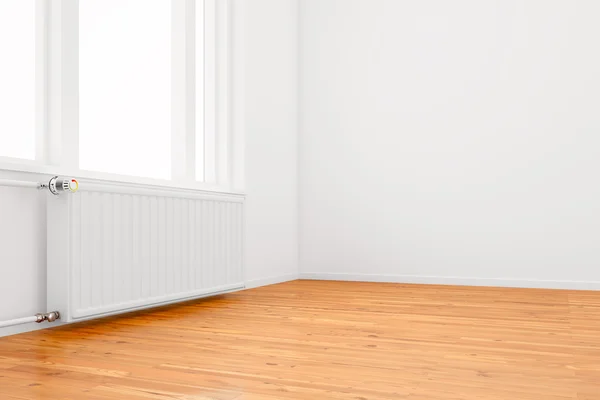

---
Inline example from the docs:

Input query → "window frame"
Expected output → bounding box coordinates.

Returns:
[0,0,240,194]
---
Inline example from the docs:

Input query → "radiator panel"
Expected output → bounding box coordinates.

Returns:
[48,184,245,322]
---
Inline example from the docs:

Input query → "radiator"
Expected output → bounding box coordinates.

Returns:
[48,182,245,322]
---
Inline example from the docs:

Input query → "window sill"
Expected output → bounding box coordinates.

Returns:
[0,158,245,198]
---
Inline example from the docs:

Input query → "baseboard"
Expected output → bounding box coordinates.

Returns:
[245,273,299,289]
[0,321,51,338]
[299,273,600,291]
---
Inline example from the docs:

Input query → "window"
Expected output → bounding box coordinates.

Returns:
[79,0,172,180]
[0,0,235,191]
[0,1,37,160]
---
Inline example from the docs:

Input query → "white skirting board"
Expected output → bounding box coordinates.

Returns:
[245,273,298,289]
[299,273,600,291]
[0,322,50,338]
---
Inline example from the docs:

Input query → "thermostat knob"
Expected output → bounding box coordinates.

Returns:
[48,176,79,195]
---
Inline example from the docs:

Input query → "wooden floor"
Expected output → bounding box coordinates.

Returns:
[1,280,599,399]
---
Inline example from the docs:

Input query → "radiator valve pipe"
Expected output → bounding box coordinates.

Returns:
[0,179,43,190]
[0,177,78,195]
[0,311,61,329]
[44,311,60,322]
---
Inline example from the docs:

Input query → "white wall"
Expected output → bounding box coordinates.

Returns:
[0,0,299,335]
[299,0,600,288]
[0,171,48,336]
[243,0,299,286]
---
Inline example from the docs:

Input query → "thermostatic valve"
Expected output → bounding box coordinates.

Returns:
[48,176,79,195]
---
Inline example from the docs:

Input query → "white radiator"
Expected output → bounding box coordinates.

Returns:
[47,182,245,322]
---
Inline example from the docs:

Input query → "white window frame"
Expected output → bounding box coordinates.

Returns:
[0,0,242,194]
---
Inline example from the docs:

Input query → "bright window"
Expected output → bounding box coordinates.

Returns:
[79,0,172,180]
[0,0,233,191]
[0,1,36,160]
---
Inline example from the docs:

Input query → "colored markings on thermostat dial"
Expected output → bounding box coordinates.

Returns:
[69,179,79,192]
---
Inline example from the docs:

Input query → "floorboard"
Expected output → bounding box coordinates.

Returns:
[1,280,599,399]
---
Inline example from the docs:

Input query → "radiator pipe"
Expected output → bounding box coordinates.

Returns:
[0,177,79,195]
[0,311,60,329]
[0,179,43,190]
